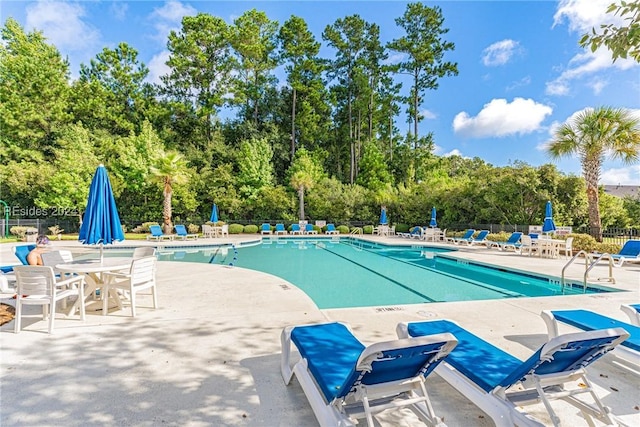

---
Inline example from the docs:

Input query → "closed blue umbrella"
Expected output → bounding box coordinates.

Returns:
[429,207,437,228]
[210,203,219,223]
[379,207,388,225]
[542,201,556,234]
[79,164,124,261]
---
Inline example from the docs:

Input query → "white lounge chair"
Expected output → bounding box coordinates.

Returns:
[174,224,198,240]
[260,223,272,235]
[275,223,287,235]
[489,232,522,251]
[398,319,629,427]
[593,240,640,267]
[447,229,475,244]
[147,225,173,241]
[325,223,339,235]
[281,321,457,427]
[466,230,491,246]
[541,309,640,368]
[620,303,640,326]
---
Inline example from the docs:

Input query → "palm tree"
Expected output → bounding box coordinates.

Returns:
[547,107,640,241]
[150,151,189,234]
[290,170,314,220]
[288,147,323,220]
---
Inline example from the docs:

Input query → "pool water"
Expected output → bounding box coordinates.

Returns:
[156,238,616,309]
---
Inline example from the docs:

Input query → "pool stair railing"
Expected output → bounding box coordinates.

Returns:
[561,250,615,292]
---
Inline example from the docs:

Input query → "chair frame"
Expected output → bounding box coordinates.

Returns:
[102,256,158,317]
[174,224,198,240]
[620,303,640,326]
[281,321,457,427]
[147,225,174,241]
[325,224,339,235]
[13,265,86,334]
[274,224,288,235]
[398,319,628,427]
[260,223,272,235]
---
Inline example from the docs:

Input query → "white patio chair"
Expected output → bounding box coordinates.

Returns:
[557,237,574,259]
[13,265,86,334]
[220,224,229,237]
[101,256,157,317]
[132,247,156,259]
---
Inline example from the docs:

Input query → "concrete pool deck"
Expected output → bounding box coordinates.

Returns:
[1,236,639,426]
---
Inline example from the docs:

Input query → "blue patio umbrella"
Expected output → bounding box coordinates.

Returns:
[379,207,388,225]
[429,207,437,228]
[79,164,124,261]
[542,201,556,234]
[210,203,219,223]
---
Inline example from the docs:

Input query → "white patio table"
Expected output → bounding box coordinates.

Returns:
[56,257,133,312]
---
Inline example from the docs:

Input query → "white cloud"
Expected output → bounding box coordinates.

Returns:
[149,1,197,44]
[600,165,640,185]
[549,0,639,96]
[588,77,608,95]
[147,51,171,85]
[506,76,531,91]
[453,98,553,138]
[25,1,99,52]
[443,149,465,157]
[420,109,436,120]
[110,2,129,21]
[385,52,405,65]
[482,39,521,66]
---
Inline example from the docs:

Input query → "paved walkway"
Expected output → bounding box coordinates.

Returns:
[1,236,639,426]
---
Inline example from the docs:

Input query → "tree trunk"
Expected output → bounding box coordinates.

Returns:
[163,185,173,234]
[298,186,305,220]
[291,87,297,159]
[413,71,419,149]
[584,160,602,241]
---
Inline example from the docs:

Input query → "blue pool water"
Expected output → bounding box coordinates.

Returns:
[156,238,617,309]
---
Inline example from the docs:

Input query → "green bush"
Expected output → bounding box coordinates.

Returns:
[362,225,373,234]
[228,224,244,234]
[595,242,622,254]
[486,231,511,242]
[140,222,160,233]
[567,233,598,252]
[244,224,259,234]
[10,226,28,239]
[395,223,409,233]
[337,225,349,234]
[187,224,199,234]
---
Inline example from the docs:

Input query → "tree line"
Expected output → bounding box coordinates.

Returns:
[1,4,638,236]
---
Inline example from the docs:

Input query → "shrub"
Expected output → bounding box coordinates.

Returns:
[567,233,598,252]
[486,231,511,243]
[48,225,64,236]
[395,223,409,233]
[187,224,199,234]
[244,224,259,234]
[229,224,244,234]
[362,225,373,234]
[140,222,160,233]
[10,226,28,239]
[337,225,349,234]
[595,242,622,254]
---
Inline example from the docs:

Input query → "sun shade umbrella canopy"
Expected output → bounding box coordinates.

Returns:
[210,203,219,223]
[379,207,388,225]
[542,201,557,234]
[429,207,437,228]
[79,164,125,261]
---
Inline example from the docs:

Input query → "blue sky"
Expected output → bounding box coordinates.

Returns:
[3,0,640,184]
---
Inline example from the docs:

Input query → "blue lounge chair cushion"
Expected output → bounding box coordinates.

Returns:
[291,323,367,401]
[406,320,522,392]
[13,245,36,265]
[1,265,15,273]
[290,322,454,402]
[618,240,640,257]
[149,225,163,237]
[550,309,640,352]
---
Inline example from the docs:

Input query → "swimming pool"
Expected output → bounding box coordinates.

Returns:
[156,238,617,309]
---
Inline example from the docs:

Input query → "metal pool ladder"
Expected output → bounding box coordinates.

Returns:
[561,250,615,292]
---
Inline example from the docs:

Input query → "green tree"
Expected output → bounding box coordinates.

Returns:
[287,147,324,220]
[547,107,640,240]
[278,15,323,159]
[356,141,392,192]
[388,3,458,148]
[150,151,190,233]
[0,18,70,157]
[580,0,640,63]
[237,137,274,199]
[72,42,152,135]
[230,9,280,125]
[163,13,234,142]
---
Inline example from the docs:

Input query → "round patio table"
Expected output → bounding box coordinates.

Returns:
[56,257,132,312]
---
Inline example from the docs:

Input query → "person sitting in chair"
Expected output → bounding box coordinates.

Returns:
[27,235,50,266]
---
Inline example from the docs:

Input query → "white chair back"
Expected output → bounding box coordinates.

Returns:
[133,247,156,259]
[221,224,229,236]
[130,256,156,286]
[14,266,56,297]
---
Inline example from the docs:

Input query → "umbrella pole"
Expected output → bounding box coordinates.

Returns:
[100,243,104,263]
